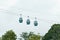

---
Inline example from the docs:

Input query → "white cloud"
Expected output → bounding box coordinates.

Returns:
[0,0,59,37]
[0,0,17,10]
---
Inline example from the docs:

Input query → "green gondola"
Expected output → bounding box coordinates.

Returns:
[34,21,38,26]
[34,17,38,26]
[19,17,23,23]
[26,19,30,25]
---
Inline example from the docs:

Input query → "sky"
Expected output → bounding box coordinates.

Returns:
[0,0,60,37]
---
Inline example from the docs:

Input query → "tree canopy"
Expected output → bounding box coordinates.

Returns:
[2,30,16,40]
[0,37,2,40]
[21,32,40,40]
[42,24,60,40]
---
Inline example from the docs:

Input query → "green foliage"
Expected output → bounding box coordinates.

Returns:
[0,37,2,40]
[21,32,40,40]
[28,33,40,40]
[42,24,60,40]
[21,32,28,40]
[2,30,16,40]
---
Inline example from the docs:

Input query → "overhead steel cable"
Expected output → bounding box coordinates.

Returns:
[0,9,58,24]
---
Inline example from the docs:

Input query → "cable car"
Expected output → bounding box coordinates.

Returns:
[19,14,23,23]
[34,21,38,26]
[26,16,30,25]
[19,17,23,23]
[34,17,38,26]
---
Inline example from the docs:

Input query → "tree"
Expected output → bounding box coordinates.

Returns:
[20,32,28,40]
[20,32,40,40]
[0,37,2,40]
[2,30,16,40]
[28,32,40,40]
[42,24,60,40]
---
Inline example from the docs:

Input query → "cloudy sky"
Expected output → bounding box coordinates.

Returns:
[0,0,60,37]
